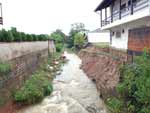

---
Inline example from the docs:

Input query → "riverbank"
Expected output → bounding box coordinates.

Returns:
[16,52,107,113]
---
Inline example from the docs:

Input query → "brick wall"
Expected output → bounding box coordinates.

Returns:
[0,41,55,109]
[0,49,48,102]
[128,27,150,52]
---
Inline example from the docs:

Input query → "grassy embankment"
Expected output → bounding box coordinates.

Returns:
[106,49,150,113]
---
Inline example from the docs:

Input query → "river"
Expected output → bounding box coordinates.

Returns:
[17,52,107,113]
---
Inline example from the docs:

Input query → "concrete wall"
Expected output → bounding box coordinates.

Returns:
[87,32,110,43]
[0,41,55,104]
[0,41,55,61]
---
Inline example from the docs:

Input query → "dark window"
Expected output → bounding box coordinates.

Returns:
[121,4,126,12]
[116,31,121,38]
[122,29,125,33]
[128,0,137,6]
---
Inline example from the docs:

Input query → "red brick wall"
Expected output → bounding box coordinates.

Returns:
[128,27,150,52]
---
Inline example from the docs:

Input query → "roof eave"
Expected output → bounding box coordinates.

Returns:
[94,0,105,12]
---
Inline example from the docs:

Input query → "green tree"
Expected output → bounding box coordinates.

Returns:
[67,23,88,48]
[10,27,21,42]
[50,29,65,52]
[74,33,85,49]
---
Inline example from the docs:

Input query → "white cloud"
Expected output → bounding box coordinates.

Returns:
[1,0,102,34]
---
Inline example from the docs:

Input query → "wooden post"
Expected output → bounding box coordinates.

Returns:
[119,0,121,19]
[131,0,133,15]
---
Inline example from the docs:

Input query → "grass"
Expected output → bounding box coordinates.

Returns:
[13,69,53,105]
[93,42,110,48]
[0,62,11,76]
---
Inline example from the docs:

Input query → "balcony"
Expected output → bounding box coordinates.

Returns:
[101,0,149,27]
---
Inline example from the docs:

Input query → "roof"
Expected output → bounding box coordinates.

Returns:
[95,0,115,11]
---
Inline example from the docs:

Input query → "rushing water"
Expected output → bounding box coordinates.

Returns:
[17,52,107,113]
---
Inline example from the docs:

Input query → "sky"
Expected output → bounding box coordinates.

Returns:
[0,0,102,34]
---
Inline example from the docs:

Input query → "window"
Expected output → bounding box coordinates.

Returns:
[116,31,121,38]
[121,4,126,12]
[122,29,125,33]
[128,0,137,6]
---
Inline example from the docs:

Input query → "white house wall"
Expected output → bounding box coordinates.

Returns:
[111,27,129,50]
[110,16,150,50]
[88,32,110,43]
[102,0,150,30]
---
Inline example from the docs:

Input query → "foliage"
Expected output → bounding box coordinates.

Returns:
[107,49,150,113]
[14,71,53,104]
[106,97,123,113]
[0,96,5,106]
[55,43,63,52]
[0,62,11,76]
[67,23,88,48]
[74,33,86,49]
[50,29,65,52]
[0,27,49,42]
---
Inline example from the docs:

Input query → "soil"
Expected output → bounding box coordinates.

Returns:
[79,46,124,99]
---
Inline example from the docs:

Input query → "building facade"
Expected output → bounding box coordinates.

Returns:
[87,28,110,43]
[95,0,150,54]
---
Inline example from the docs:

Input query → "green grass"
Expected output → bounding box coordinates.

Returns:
[13,70,53,105]
[0,62,11,75]
[93,42,110,48]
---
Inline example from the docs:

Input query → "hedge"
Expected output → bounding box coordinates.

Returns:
[0,27,49,42]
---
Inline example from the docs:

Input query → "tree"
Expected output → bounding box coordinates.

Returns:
[10,27,21,42]
[74,33,86,49]
[67,23,88,48]
[71,23,86,32]
[50,29,66,52]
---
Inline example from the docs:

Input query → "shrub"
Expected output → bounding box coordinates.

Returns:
[0,96,5,106]
[0,62,11,76]
[56,43,63,52]
[14,72,53,104]
[106,97,123,113]
[74,33,85,49]
[113,49,150,113]
[20,32,27,41]
[0,27,49,42]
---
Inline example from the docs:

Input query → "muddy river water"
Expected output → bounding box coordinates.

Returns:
[17,52,107,113]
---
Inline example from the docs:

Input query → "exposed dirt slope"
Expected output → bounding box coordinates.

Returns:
[79,46,123,99]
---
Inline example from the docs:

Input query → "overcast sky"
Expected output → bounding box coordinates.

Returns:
[0,0,102,34]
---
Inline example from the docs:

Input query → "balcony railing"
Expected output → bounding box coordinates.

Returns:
[102,0,149,27]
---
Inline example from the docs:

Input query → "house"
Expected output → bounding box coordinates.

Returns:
[95,0,150,55]
[87,28,110,44]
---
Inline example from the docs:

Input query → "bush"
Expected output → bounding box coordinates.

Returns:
[106,97,123,113]
[56,43,63,52]
[0,27,49,42]
[74,33,86,49]
[0,62,11,76]
[14,72,53,104]
[113,49,150,113]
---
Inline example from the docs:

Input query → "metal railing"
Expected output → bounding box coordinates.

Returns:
[102,0,149,27]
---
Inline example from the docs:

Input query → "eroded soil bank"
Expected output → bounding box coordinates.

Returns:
[79,46,123,99]
[15,52,107,113]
